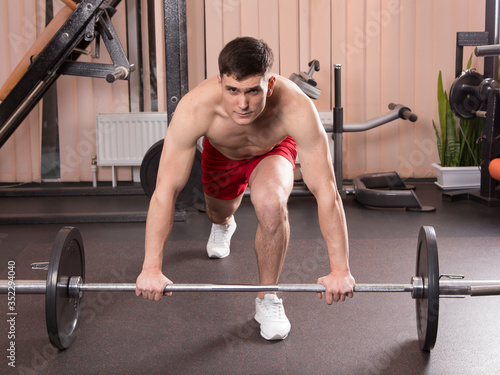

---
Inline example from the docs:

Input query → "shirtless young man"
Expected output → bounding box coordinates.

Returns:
[136,37,355,340]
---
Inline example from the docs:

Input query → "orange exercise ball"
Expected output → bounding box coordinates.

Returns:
[489,158,500,181]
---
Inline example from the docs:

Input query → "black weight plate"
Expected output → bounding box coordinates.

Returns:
[46,227,85,350]
[140,139,163,199]
[140,139,204,209]
[449,70,485,119]
[177,148,203,209]
[415,226,440,351]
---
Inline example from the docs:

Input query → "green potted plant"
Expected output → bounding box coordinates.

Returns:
[432,57,482,189]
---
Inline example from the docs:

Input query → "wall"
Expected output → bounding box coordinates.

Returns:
[0,0,487,182]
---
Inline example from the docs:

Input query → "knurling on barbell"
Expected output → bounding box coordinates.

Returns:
[1,226,499,351]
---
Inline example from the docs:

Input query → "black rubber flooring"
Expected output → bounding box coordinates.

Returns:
[1,183,499,374]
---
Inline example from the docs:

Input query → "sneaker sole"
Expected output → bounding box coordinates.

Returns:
[207,250,230,259]
[260,331,289,341]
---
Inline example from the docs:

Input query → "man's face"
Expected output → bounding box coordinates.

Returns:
[218,73,274,126]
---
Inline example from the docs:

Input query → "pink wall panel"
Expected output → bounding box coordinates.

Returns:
[186,0,206,90]
[278,0,300,78]
[241,0,259,38]
[309,0,331,110]
[379,0,400,172]
[345,0,367,177]
[223,0,241,45]
[258,0,280,73]
[299,0,311,71]
[364,0,383,173]
[398,0,417,177]
[205,0,224,77]
[414,0,438,178]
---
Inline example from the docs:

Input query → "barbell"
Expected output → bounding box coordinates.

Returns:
[1,226,499,352]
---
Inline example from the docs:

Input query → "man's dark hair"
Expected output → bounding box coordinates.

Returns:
[218,37,274,80]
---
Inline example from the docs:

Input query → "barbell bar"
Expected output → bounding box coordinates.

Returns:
[0,280,413,294]
[4,279,500,295]
[1,226,499,352]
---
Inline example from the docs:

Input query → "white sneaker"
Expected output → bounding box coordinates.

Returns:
[254,294,291,340]
[206,216,237,259]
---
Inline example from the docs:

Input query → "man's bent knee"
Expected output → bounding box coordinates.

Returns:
[251,193,289,229]
[204,194,243,224]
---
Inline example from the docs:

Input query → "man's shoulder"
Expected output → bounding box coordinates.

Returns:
[272,75,315,117]
[177,77,220,116]
[187,76,220,99]
[275,75,310,102]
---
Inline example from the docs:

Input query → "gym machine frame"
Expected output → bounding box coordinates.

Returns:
[1,226,499,351]
[0,0,134,148]
[442,0,500,206]
[325,65,435,212]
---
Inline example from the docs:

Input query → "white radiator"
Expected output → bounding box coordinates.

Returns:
[96,112,168,186]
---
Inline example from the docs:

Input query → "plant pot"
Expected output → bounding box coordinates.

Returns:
[432,163,481,190]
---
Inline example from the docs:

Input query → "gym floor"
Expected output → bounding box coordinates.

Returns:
[0,182,499,375]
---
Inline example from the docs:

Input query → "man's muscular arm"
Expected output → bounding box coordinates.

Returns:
[286,92,355,304]
[136,92,207,301]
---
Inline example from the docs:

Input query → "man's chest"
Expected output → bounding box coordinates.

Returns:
[205,120,288,160]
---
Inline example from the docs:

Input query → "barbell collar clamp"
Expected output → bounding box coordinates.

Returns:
[68,276,84,299]
[411,277,424,299]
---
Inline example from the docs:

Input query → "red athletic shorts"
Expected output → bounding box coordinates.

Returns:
[202,136,297,200]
